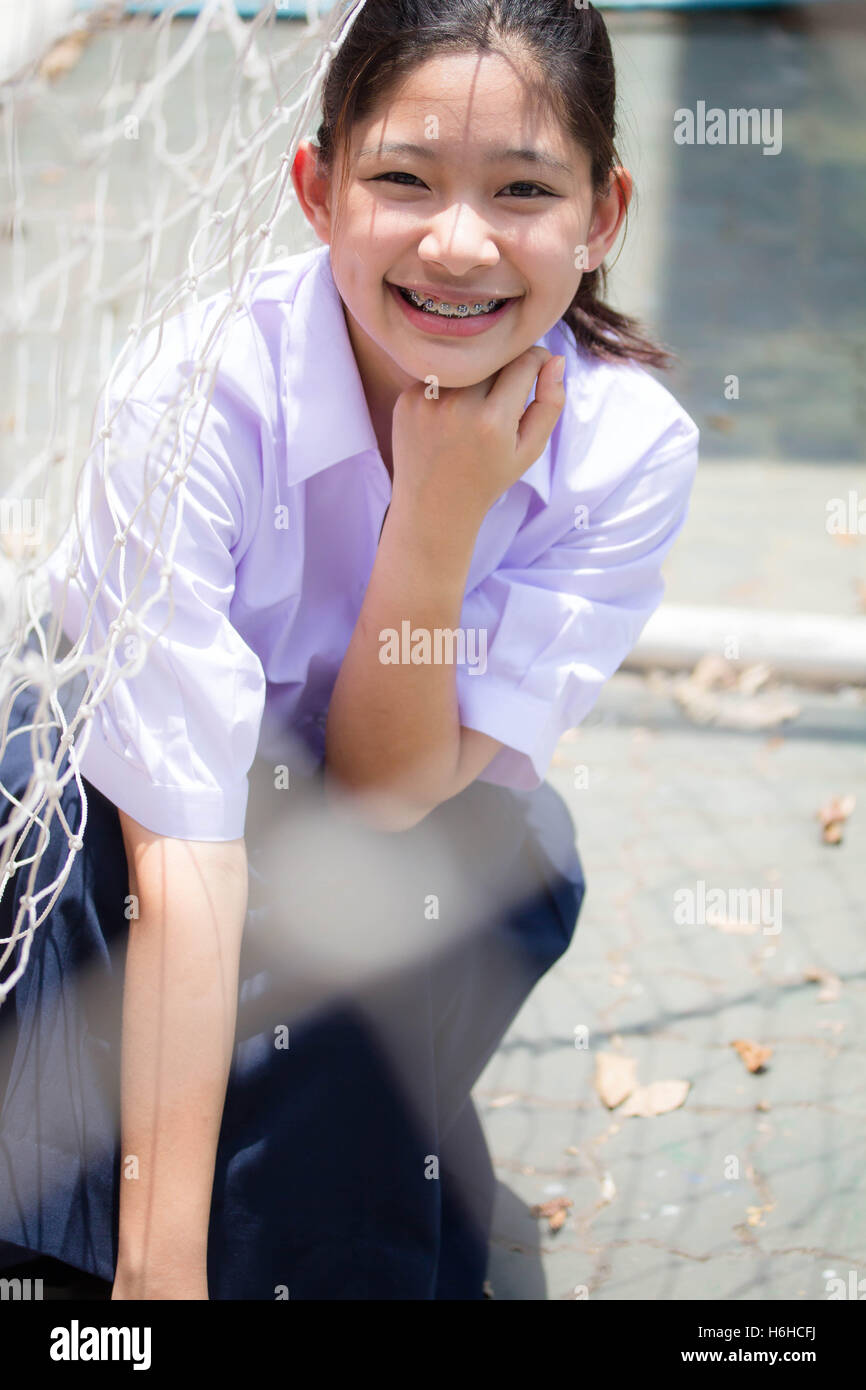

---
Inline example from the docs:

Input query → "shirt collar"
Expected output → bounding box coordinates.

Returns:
[282,244,552,505]
[281,246,379,484]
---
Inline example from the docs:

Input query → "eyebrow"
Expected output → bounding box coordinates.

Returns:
[356,140,572,175]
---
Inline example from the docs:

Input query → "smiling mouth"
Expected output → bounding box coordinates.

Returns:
[393,285,511,318]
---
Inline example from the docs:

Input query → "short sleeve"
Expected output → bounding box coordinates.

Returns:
[44,391,266,841]
[455,421,699,790]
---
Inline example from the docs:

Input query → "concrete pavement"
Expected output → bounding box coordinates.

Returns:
[479,673,865,1300]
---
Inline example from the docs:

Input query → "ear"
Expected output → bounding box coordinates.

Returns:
[584,166,632,273]
[290,138,335,245]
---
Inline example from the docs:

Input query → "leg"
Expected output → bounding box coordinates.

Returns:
[411,775,584,1137]
[207,769,583,1301]
[208,978,443,1300]
[0,682,128,1282]
[423,778,585,1298]
[434,1095,495,1299]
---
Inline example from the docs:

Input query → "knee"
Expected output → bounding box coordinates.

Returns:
[555,865,585,952]
[510,862,585,983]
[526,827,586,964]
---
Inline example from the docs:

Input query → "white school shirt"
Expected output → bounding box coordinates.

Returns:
[42,243,699,841]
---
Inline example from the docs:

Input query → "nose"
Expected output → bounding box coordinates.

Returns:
[417,201,500,275]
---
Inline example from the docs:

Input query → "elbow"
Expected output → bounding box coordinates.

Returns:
[372,802,433,833]
[321,766,436,834]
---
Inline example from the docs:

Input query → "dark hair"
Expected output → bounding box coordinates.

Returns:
[314,0,674,369]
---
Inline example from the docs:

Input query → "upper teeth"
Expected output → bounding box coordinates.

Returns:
[403,288,502,317]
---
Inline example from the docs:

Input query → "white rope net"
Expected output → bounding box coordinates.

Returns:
[0,0,370,1006]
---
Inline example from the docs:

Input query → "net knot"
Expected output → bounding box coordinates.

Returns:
[68,835,84,853]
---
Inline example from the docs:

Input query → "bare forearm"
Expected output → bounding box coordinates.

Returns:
[325,497,482,814]
[113,838,247,1297]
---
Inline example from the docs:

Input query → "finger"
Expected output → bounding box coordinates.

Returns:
[515,355,566,462]
[482,345,553,410]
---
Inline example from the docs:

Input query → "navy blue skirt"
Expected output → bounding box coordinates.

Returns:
[0,673,584,1300]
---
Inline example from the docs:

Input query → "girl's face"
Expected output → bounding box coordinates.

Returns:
[295,48,629,416]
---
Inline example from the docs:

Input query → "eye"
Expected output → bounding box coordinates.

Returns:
[502,181,552,199]
[369,172,554,198]
[371,171,426,187]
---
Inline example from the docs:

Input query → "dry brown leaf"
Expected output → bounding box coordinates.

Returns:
[530,1196,572,1218]
[672,675,800,731]
[817,794,856,845]
[818,794,856,824]
[804,967,842,1003]
[530,1195,573,1233]
[746,1203,776,1228]
[689,654,739,691]
[594,1052,638,1109]
[736,663,773,696]
[38,33,88,82]
[730,1038,773,1073]
[714,693,800,730]
[619,1079,690,1118]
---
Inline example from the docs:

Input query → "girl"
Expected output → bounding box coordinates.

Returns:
[0,0,698,1300]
